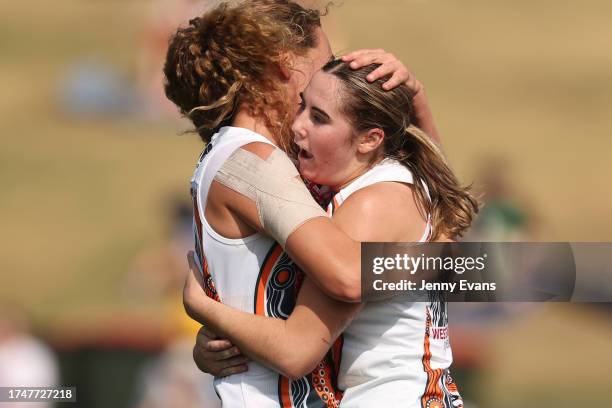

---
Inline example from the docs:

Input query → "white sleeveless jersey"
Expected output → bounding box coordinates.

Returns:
[190,126,342,408]
[326,159,464,408]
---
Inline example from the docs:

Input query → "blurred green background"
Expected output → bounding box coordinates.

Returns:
[1,1,611,407]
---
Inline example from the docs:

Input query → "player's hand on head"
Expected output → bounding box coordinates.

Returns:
[193,326,250,377]
[342,49,441,142]
[341,48,423,93]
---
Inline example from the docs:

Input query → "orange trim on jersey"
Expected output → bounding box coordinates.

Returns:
[257,243,344,407]
[310,356,342,408]
[192,194,220,302]
[331,336,344,380]
[255,244,283,315]
[279,377,292,408]
[421,308,445,408]
[332,195,341,215]
[201,255,221,302]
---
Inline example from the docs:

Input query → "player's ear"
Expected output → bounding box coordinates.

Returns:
[357,128,384,155]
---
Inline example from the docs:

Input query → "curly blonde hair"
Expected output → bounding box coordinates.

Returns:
[163,0,323,149]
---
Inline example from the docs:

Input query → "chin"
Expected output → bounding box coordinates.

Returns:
[308,175,331,186]
[299,169,319,184]
[297,163,312,179]
[298,164,331,186]
[300,171,317,183]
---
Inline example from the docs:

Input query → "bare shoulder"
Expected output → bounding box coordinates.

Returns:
[238,142,300,179]
[342,182,418,215]
[239,142,277,160]
[333,182,426,242]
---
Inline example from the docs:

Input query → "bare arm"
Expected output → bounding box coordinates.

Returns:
[411,89,440,143]
[191,326,252,377]
[187,182,424,378]
[221,142,362,302]
[184,255,361,380]
[284,218,362,302]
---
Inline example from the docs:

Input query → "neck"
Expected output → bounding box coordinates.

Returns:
[231,106,279,147]
[331,155,384,193]
[331,166,368,193]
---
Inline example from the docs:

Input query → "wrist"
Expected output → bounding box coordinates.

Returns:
[412,86,428,106]
[409,87,441,143]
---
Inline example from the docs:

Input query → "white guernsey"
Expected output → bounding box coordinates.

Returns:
[326,158,464,408]
[191,126,335,407]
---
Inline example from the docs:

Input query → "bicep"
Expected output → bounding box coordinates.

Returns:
[285,218,361,301]
[216,142,327,246]
[216,142,277,233]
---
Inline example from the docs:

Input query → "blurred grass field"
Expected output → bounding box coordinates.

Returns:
[1,0,611,324]
[0,1,201,322]
[1,1,611,406]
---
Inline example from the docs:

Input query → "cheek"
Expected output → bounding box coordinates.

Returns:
[312,133,339,162]
[312,133,353,173]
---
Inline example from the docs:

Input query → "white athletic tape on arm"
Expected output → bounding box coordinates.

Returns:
[214,147,326,247]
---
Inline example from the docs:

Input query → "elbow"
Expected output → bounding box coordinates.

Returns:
[331,275,361,303]
[273,341,322,380]
[183,289,207,324]
[272,323,327,380]
[338,249,362,302]
[327,261,361,302]
[279,355,320,381]
[183,296,199,322]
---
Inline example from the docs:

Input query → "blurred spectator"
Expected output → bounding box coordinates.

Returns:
[466,156,534,241]
[57,1,217,120]
[131,339,219,408]
[57,60,139,118]
[122,194,219,407]
[121,195,198,337]
[0,305,59,408]
[137,0,218,119]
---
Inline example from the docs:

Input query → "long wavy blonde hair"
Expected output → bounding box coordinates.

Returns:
[323,59,480,240]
